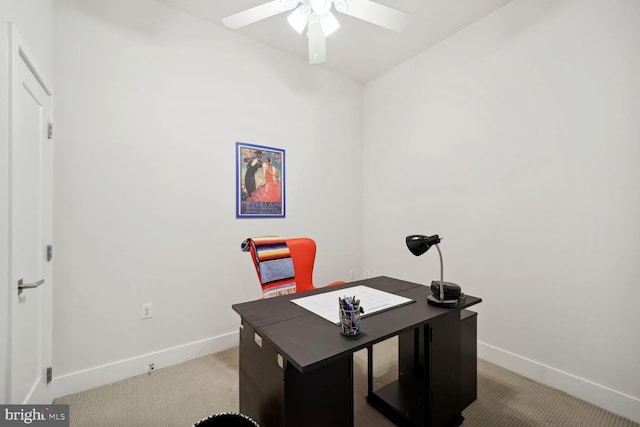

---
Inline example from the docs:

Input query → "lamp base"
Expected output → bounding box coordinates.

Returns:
[430,281,462,300]
[427,294,464,308]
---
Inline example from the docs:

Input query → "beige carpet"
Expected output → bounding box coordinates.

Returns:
[55,341,638,427]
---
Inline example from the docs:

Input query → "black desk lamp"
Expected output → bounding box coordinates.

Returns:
[406,234,464,308]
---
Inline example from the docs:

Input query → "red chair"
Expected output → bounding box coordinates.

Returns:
[247,237,344,294]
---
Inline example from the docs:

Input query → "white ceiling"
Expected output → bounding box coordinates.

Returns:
[159,0,514,83]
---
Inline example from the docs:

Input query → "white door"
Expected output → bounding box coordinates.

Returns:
[8,23,53,404]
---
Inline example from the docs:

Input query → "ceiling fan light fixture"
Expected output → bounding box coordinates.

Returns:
[309,0,333,16]
[287,4,310,34]
[222,0,409,66]
[333,0,350,13]
[318,11,340,36]
[280,0,302,11]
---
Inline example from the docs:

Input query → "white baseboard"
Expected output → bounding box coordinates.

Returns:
[478,341,640,424]
[53,331,239,399]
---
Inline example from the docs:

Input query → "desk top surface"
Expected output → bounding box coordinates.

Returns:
[232,276,481,372]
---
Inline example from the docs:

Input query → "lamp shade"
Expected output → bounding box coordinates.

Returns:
[406,234,441,256]
[405,233,463,308]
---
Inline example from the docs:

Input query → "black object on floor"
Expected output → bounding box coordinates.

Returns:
[193,412,260,427]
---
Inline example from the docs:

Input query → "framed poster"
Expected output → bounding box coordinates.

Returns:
[236,142,285,218]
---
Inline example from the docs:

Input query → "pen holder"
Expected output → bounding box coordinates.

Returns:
[339,298,362,336]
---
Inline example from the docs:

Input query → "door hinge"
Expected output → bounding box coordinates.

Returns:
[46,367,53,384]
[47,245,53,262]
[47,123,53,139]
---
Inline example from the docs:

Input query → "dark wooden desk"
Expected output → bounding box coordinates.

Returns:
[232,276,482,427]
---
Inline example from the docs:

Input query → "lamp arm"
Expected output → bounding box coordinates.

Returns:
[434,244,444,301]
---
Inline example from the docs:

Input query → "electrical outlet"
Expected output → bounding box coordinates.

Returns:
[142,303,152,319]
[349,270,356,281]
[149,363,155,374]
[365,269,370,278]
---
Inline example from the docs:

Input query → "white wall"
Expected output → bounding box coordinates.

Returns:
[52,0,362,396]
[0,0,54,404]
[363,0,640,422]
[20,0,639,421]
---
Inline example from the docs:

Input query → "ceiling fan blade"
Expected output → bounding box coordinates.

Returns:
[307,20,326,64]
[222,0,290,30]
[338,0,410,32]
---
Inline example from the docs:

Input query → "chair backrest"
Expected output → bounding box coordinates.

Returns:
[246,237,344,295]
[247,237,317,293]
[286,237,317,293]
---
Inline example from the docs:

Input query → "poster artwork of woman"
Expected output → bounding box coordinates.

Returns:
[247,157,281,203]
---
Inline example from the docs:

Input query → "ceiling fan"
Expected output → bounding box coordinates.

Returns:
[222,0,410,64]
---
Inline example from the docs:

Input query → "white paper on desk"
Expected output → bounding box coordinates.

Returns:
[291,285,414,324]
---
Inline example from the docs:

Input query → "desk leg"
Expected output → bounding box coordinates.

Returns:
[366,310,465,427]
[460,310,478,409]
[367,346,373,396]
[366,328,426,426]
[239,321,354,427]
[239,321,285,427]
[429,311,463,427]
[284,355,354,427]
